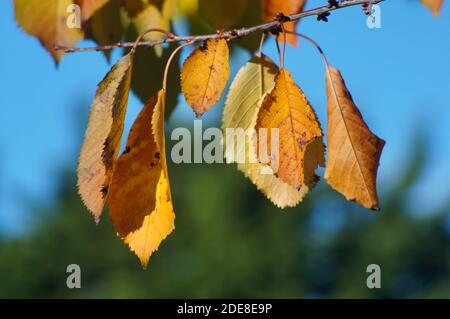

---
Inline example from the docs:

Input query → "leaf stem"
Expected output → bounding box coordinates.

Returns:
[162,41,196,92]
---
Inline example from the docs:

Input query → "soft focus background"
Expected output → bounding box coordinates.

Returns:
[1,0,450,298]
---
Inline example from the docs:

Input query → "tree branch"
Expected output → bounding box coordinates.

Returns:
[54,0,384,53]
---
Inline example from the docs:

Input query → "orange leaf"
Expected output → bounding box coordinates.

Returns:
[261,0,306,46]
[256,68,324,190]
[77,53,133,222]
[181,39,230,117]
[325,66,385,210]
[421,0,444,17]
[108,90,175,268]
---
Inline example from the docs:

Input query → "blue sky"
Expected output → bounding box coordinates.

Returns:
[1,0,449,235]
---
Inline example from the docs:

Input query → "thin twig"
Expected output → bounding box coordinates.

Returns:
[54,0,384,53]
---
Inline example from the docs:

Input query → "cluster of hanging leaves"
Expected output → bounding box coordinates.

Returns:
[12,0,445,267]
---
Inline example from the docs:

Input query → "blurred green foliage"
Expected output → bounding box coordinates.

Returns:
[0,136,449,298]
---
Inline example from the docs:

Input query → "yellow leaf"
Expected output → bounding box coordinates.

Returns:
[88,0,123,61]
[261,0,306,46]
[108,90,175,268]
[325,66,385,210]
[199,0,248,28]
[75,0,110,21]
[256,68,325,190]
[13,0,84,63]
[132,4,169,41]
[181,39,230,117]
[222,55,309,208]
[421,0,444,17]
[77,53,133,222]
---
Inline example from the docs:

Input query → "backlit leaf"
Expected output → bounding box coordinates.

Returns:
[181,39,230,117]
[108,90,175,268]
[256,68,324,190]
[77,53,133,222]
[261,0,306,46]
[222,55,309,208]
[325,66,385,210]
[13,0,84,63]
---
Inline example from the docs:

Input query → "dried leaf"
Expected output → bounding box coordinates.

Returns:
[13,0,84,63]
[77,53,133,222]
[261,0,306,46]
[222,55,308,208]
[256,68,324,190]
[181,39,230,117]
[75,0,110,21]
[325,66,385,210]
[108,90,175,268]
[420,0,444,17]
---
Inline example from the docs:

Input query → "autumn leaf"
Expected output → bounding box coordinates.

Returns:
[108,90,175,268]
[181,39,230,117]
[222,54,309,208]
[13,0,84,63]
[77,53,133,222]
[256,68,324,191]
[87,0,123,61]
[325,66,385,210]
[421,0,444,17]
[75,0,110,21]
[199,0,248,28]
[261,0,306,46]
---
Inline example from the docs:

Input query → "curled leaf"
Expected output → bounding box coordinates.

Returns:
[256,68,325,191]
[181,39,230,117]
[77,53,133,222]
[325,66,385,210]
[222,55,308,208]
[109,90,175,268]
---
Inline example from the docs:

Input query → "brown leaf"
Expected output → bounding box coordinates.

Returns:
[256,68,324,190]
[181,39,230,117]
[325,66,385,210]
[77,53,133,222]
[261,0,306,46]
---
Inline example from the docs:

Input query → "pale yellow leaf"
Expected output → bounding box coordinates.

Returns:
[222,55,309,208]
[77,53,133,222]
[325,66,385,210]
